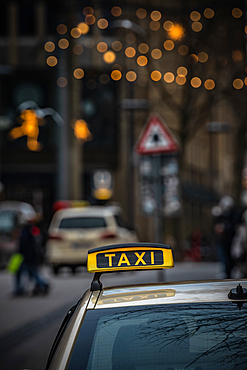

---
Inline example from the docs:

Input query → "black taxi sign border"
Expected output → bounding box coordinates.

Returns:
[87,243,174,273]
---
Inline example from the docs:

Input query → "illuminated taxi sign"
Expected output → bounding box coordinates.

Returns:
[87,243,174,273]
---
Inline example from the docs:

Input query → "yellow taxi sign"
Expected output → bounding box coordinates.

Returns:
[87,243,174,273]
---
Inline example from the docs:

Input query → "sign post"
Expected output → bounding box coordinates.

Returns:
[120,98,149,229]
[135,114,181,280]
[153,155,163,244]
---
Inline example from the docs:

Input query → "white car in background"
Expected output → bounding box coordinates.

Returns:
[46,206,138,274]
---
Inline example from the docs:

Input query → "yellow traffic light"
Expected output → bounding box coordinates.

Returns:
[93,188,113,200]
[8,109,42,151]
[74,119,92,141]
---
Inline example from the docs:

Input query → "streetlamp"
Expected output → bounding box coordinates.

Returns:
[110,20,148,229]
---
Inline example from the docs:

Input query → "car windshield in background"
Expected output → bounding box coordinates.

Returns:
[0,211,17,233]
[68,302,247,370]
[59,217,107,229]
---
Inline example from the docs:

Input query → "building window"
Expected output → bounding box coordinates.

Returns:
[19,2,35,35]
[0,4,7,36]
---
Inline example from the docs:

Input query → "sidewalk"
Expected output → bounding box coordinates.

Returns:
[0,267,91,337]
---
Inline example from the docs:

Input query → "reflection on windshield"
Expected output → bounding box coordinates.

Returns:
[68,303,247,370]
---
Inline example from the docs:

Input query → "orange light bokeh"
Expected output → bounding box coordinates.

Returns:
[151,70,162,81]
[71,28,81,38]
[73,45,83,55]
[136,8,147,19]
[138,43,149,54]
[163,40,175,51]
[191,77,202,88]
[44,41,55,52]
[97,42,108,53]
[164,72,175,83]
[46,56,58,67]
[190,11,201,21]
[168,24,185,40]
[97,18,108,29]
[74,120,92,141]
[103,51,116,64]
[73,68,84,79]
[112,41,122,51]
[151,10,161,21]
[125,47,136,58]
[57,24,67,35]
[150,21,160,31]
[78,22,89,35]
[111,70,122,81]
[126,71,137,82]
[58,38,69,49]
[204,8,214,18]
[204,79,215,90]
[151,49,162,59]
[233,78,244,89]
[137,56,148,66]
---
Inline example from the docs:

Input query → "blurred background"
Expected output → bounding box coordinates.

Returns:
[1,0,247,368]
[1,0,247,261]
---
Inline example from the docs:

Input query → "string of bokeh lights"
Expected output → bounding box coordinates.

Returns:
[44,5,246,91]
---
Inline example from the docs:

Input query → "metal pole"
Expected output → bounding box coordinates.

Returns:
[154,155,162,242]
[153,155,165,282]
[56,48,70,200]
[128,81,135,229]
[109,20,147,230]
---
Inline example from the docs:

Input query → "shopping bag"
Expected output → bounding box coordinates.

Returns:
[7,253,24,274]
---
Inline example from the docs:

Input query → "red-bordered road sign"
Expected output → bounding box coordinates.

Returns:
[135,114,180,155]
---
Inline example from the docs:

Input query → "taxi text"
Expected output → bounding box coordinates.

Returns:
[96,250,163,269]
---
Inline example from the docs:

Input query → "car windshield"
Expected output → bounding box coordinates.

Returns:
[0,211,17,233]
[67,302,247,370]
[59,217,107,229]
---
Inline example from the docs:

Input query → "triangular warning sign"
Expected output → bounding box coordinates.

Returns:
[135,114,180,155]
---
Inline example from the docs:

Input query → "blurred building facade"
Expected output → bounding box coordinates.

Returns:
[0,0,246,258]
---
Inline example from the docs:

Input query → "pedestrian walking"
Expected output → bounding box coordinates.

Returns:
[14,213,49,296]
[212,195,241,278]
[231,210,247,278]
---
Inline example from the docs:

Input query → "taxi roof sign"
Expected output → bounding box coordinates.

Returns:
[87,243,174,274]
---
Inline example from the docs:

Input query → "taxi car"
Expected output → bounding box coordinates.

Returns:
[46,243,247,370]
[46,206,138,274]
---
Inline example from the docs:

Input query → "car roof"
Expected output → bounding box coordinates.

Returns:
[89,279,247,309]
[53,206,117,219]
[0,201,36,219]
[0,200,35,212]
[85,244,247,310]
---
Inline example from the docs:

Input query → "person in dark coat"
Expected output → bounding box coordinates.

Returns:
[231,210,247,278]
[14,215,49,296]
[212,196,241,278]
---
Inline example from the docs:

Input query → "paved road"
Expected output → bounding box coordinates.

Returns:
[0,262,224,370]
